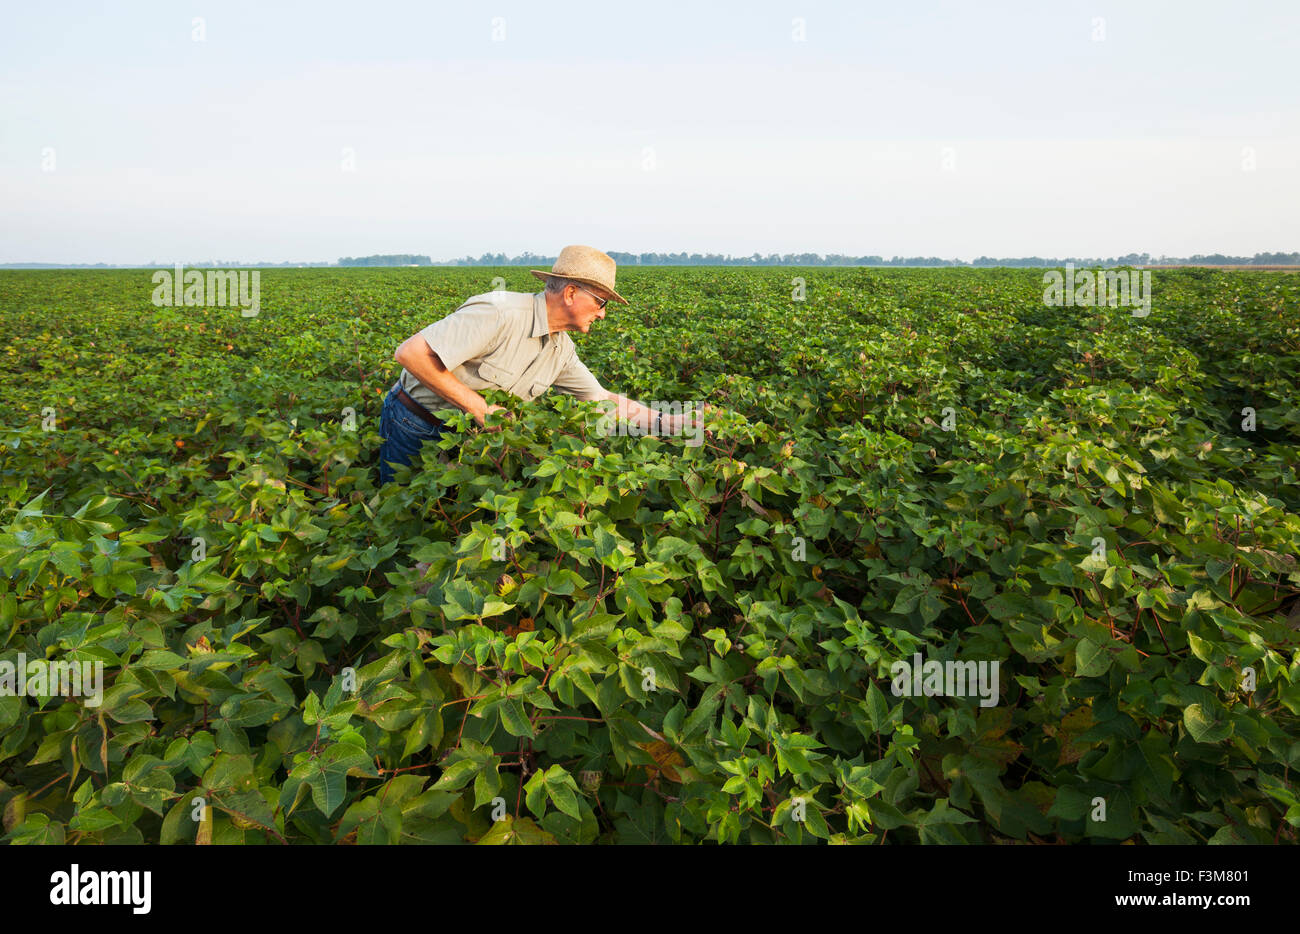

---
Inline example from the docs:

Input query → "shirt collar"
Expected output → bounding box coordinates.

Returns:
[531,291,550,339]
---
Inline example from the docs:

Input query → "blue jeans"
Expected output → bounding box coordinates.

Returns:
[378,382,455,485]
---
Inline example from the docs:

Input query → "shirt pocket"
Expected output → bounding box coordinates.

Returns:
[477,358,521,391]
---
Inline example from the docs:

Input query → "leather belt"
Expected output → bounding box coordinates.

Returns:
[395,384,446,429]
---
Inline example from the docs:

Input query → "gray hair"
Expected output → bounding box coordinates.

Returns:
[544,275,577,296]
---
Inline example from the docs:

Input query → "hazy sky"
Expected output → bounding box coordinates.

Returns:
[2,1,1297,263]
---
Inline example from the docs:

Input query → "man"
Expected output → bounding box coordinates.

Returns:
[379,244,709,485]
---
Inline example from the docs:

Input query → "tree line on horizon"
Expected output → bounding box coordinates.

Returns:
[5,251,1298,269]
[350,250,1300,268]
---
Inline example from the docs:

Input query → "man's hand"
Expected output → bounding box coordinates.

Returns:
[476,404,512,432]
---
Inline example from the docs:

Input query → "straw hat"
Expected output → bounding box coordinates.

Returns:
[530,245,629,305]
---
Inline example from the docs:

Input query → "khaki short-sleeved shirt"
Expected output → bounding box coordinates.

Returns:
[397,290,607,415]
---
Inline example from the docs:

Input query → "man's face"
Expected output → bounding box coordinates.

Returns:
[571,284,608,333]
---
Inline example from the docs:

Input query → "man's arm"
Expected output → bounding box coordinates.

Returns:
[603,391,658,433]
[602,390,718,435]
[394,337,506,428]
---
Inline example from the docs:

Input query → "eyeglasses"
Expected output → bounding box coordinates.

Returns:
[574,284,608,309]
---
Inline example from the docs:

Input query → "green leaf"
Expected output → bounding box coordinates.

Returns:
[1205,557,1233,583]
[497,697,534,738]
[136,649,188,670]
[1183,703,1232,744]
[544,765,582,820]
[288,744,374,817]
[473,763,502,810]
[432,757,480,792]
[477,815,555,845]
[1074,638,1111,677]
[524,769,547,818]
[9,813,66,844]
